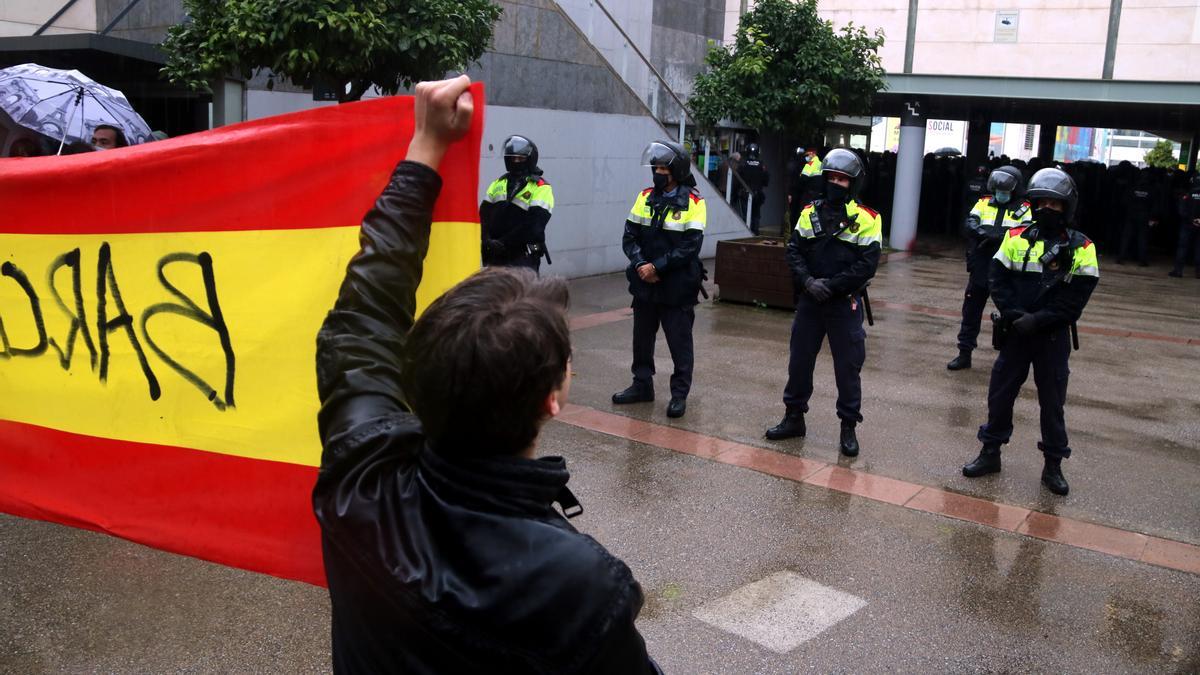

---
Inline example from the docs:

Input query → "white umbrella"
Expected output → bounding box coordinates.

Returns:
[0,63,152,154]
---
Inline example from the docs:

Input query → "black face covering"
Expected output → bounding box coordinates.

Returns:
[825,182,849,205]
[652,171,670,191]
[1034,207,1066,233]
[505,157,528,174]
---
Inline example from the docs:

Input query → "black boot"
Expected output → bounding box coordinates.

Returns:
[612,384,653,405]
[666,397,687,418]
[1041,456,1069,496]
[962,444,1001,477]
[839,421,859,457]
[765,410,805,440]
[947,349,972,371]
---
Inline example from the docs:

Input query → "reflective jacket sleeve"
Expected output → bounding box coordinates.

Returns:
[315,160,440,453]
[988,258,1022,316]
[786,226,813,289]
[623,219,646,267]
[479,200,495,240]
[650,228,704,274]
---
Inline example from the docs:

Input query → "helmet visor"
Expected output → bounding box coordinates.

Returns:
[988,170,1019,193]
[503,135,534,158]
[641,141,679,168]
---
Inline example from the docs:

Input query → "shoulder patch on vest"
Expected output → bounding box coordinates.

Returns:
[689,191,702,204]
[536,178,547,187]
[857,204,879,218]
[1009,226,1027,238]
[641,187,653,197]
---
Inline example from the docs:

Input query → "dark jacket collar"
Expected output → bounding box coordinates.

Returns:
[417,448,572,518]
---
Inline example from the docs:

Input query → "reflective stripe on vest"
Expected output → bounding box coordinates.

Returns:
[795,200,883,247]
[485,177,555,213]
[630,189,707,232]
[994,230,1100,279]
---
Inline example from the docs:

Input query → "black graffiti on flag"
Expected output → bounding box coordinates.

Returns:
[0,243,236,411]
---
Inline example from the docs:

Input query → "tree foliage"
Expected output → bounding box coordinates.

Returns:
[1143,139,1178,169]
[690,0,886,137]
[162,0,502,102]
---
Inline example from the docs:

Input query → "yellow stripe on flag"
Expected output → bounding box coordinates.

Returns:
[0,223,479,467]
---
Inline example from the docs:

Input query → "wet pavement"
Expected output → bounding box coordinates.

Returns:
[3,249,1199,672]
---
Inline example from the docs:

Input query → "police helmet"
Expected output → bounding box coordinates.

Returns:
[795,146,806,158]
[1025,168,1079,222]
[821,148,865,197]
[1191,173,1200,189]
[641,140,692,184]
[986,166,1024,195]
[503,135,538,172]
[746,143,761,160]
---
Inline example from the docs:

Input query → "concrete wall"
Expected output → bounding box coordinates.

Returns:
[96,0,184,42]
[0,0,97,37]
[650,0,726,96]
[481,105,751,278]
[729,0,1200,82]
[470,0,646,116]
[1112,0,1200,81]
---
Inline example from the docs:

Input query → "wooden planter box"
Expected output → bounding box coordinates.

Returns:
[714,236,794,309]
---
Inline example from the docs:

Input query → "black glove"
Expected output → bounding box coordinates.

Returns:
[805,278,833,302]
[1013,312,1038,335]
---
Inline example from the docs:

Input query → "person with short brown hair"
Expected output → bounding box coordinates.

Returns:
[312,75,656,674]
[91,124,127,149]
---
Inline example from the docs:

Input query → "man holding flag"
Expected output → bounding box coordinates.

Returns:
[312,76,657,673]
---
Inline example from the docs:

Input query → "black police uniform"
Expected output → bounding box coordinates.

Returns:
[1170,178,1200,277]
[782,198,881,426]
[740,147,768,234]
[950,167,1031,369]
[966,167,1100,496]
[1118,175,1158,265]
[978,226,1099,459]
[480,136,553,273]
[619,181,700,408]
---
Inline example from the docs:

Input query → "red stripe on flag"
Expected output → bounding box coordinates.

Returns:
[0,84,485,234]
[0,420,326,586]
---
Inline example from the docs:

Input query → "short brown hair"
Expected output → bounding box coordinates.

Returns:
[403,267,570,456]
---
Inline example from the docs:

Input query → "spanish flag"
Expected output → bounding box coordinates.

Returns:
[0,86,485,586]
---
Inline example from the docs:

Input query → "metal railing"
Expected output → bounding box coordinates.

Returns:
[557,0,758,228]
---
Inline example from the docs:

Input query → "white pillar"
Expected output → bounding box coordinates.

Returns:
[890,99,926,251]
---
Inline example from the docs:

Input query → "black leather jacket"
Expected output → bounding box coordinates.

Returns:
[313,161,656,674]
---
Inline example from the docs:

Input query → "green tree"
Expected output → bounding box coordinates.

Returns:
[690,0,885,137]
[162,0,502,102]
[1143,139,1178,169]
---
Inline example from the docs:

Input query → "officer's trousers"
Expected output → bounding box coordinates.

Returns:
[956,282,990,352]
[782,294,866,423]
[1118,217,1150,264]
[977,327,1072,459]
[1172,223,1200,275]
[631,299,694,399]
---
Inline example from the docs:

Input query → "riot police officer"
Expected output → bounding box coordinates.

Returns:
[1169,174,1200,278]
[612,140,707,419]
[1117,170,1160,266]
[765,149,882,456]
[948,166,1032,370]
[480,135,554,272]
[740,143,769,234]
[962,168,1100,496]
